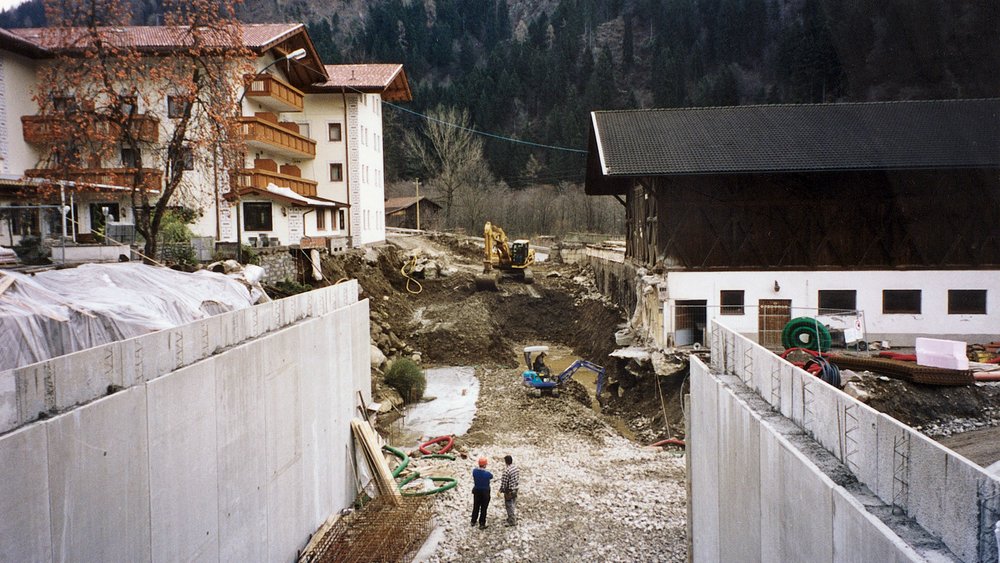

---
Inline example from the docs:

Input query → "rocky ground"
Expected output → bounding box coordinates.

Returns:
[418,365,688,562]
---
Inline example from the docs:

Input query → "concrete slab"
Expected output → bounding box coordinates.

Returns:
[690,360,721,563]
[807,377,843,460]
[50,346,117,410]
[842,399,881,491]
[0,369,18,433]
[763,419,835,562]
[215,340,268,562]
[874,414,910,506]
[831,486,922,563]
[147,358,220,562]
[297,316,337,525]
[718,386,762,563]
[0,423,51,562]
[908,436,982,562]
[260,328,307,562]
[47,387,151,562]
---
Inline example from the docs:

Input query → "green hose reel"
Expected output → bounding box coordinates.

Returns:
[781,317,833,352]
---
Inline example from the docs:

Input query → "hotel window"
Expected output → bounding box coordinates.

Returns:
[328,122,342,141]
[167,95,191,118]
[948,290,987,314]
[316,209,326,230]
[338,209,346,229]
[883,290,921,314]
[243,202,272,231]
[818,290,856,315]
[720,290,744,315]
[121,147,141,168]
[329,163,343,182]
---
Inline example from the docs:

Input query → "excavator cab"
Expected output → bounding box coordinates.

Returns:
[520,345,607,402]
[510,240,531,267]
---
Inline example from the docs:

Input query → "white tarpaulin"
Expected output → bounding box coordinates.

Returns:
[0,263,256,370]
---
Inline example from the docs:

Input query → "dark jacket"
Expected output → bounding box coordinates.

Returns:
[472,467,493,492]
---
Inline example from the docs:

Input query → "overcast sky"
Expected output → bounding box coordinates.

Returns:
[0,0,26,13]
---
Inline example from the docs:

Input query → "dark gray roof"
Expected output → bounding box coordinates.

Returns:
[591,99,1000,177]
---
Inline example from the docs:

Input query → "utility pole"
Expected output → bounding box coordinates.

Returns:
[414,179,421,231]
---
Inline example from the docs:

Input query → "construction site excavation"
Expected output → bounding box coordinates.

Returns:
[299,230,1000,562]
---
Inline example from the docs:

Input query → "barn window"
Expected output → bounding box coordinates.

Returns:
[948,290,986,315]
[883,290,921,314]
[720,290,744,315]
[818,290,856,315]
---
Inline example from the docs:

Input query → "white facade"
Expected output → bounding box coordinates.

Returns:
[660,269,1000,347]
[0,27,403,256]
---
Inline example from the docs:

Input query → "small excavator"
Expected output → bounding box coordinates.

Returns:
[475,221,535,290]
[520,345,606,401]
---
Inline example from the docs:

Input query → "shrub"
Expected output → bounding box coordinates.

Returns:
[384,358,426,403]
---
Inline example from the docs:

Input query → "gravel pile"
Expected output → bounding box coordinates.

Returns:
[416,365,688,562]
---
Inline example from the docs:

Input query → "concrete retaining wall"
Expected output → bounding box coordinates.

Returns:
[0,282,371,562]
[689,321,1000,562]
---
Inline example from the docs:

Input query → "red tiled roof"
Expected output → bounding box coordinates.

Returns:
[10,23,302,53]
[311,64,412,101]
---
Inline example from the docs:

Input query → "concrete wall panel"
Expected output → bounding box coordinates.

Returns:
[690,359,720,562]
[147,359,220,562]
[718,385,762,563]
[261,328,307,562]
[770,419,835,562]
[831,487,922,563]
[0,368,18,432]
[0,423,51,562]
[908,437,981,562]
[757,421,783,563]
[874,414,910,508]
[215,340,268,562]
[47,387,150,562]
[0,284,367,562]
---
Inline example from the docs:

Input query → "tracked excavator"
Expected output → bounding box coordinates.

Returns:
[475,221,535,290]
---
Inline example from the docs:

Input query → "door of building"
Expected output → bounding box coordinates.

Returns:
[758,299,792,349]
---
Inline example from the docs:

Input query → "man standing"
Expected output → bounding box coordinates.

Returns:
[471,457,493,529]
[499,455,520,526]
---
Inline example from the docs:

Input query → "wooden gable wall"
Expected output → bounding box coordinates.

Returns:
[626,169,1000,270]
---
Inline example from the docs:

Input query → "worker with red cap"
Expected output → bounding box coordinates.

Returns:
[470,456,494,529]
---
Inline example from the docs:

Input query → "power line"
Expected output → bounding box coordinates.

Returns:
[381,99,589,154]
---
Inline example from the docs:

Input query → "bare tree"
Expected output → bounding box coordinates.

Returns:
[402,105,491,228]
[32,0,251,262]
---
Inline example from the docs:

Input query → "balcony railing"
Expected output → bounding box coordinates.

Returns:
[22,114,159,145]
[244,73,305,112]
[233,167,318,197]
[26,167,163,192]
[238,116,316,160]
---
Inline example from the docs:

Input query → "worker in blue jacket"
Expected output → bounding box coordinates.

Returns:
[470,457,494,529]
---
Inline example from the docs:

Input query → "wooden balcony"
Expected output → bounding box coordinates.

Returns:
[244,73,304,112]
[233,167,318,197]
[22,114,159,144]
[25,167,163,192]
[238,115,316,160]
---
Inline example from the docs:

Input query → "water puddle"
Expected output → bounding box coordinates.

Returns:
[393,366,478,447]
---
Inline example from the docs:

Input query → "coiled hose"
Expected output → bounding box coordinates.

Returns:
[781,317,833,352]
[400,256,423,295]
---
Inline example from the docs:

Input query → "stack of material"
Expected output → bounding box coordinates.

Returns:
[298,495,432,563]
[351,419,402,505]
[829,354,974,386]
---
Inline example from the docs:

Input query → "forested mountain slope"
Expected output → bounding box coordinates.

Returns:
[2,0,996,186]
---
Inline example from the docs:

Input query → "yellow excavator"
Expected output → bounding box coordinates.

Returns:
[475,221,535,290]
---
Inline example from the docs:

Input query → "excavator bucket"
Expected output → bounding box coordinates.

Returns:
[475,272,501,291]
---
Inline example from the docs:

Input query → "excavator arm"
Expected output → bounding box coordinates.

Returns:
[556,360,607,397]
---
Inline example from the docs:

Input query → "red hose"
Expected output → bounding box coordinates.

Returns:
[649,438,686,448]
[878,351,917,362]
[974,372,1000,382]
[418,435,454,455]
